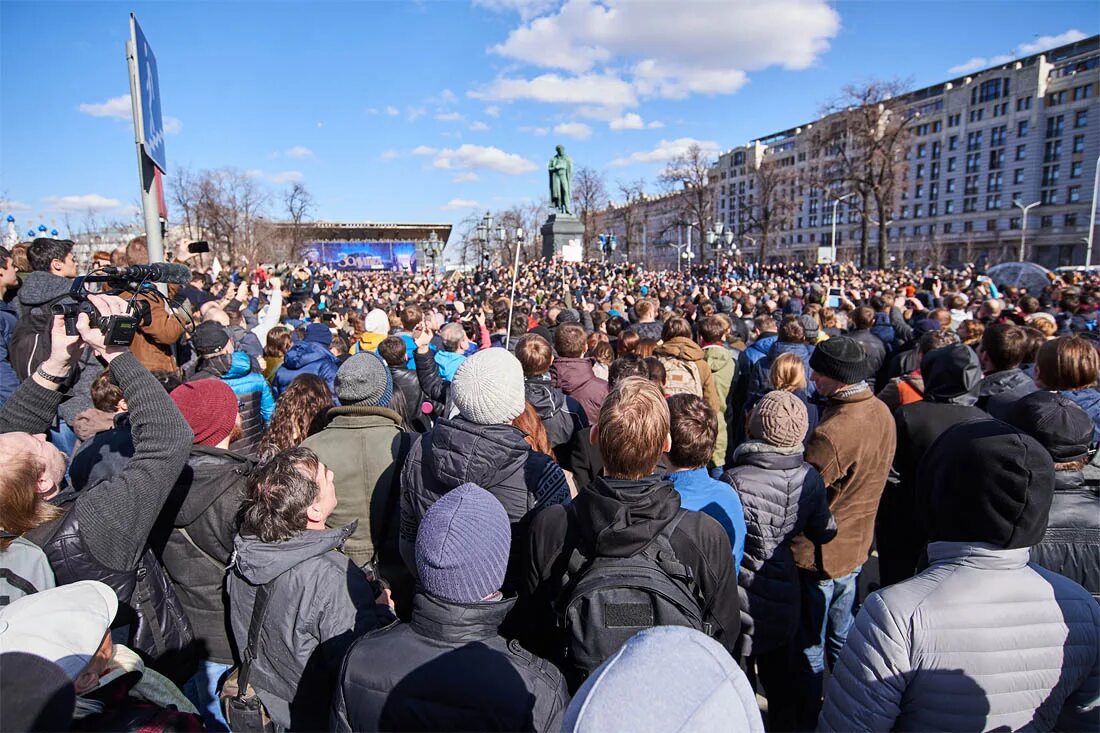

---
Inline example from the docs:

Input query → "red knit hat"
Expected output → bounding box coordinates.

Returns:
[170,381,239,447]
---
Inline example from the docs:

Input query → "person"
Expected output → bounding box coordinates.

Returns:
[552,322,609,424]
[401,347,570,591]
[698,315,735,470]
[516,333,587,458]
[434,322,469,381]
[792,335,896,728]
[262,326,293,383]
[68,368,135,493]
[722,390,835,731]
[255,373,333,458]
[976,323,1038,415]
[745,315,814,413]
[666,393,746,569]
[522,377,741,685]
[300,351,413,611]
[0,581,203,732]
[876,329,958,412]
[114,237,186,374]
[845,307,887,380]
[333,483,570,732]
[818,419,1100,732]
[631,298,663,342]
[1,294,195,682]
[1034,335,1100,440]
[729,315,779,451]
[273,322,339,395]
[656,317,722,413]
[0,246,20,407]
[226,447,395,731]
[351,307,390,354]
[378,334,432,432]
[561,626,765,733]
[1003,390,1100,601]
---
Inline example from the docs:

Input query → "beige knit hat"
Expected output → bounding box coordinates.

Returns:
[749,390,808,448]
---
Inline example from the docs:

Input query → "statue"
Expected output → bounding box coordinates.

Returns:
[548,144,573,215]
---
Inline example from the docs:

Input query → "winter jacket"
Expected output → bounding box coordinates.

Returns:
[551,357,609,425]
[980,366,1039,418]
[350,330,386,354]
[227,525,395,731]
[819,542,1100,732]
[728,334,777,451]
[721,441,836,655]
[153,445,251,666]
[745,340,814,412]
[876,371,924,413]
[703,344,735,467]
[69,413,134,492]
[633,320,664,342]
[870,312,900,357]
[0,299,18,407]
[71,406,120,443]
[669,467,746,569]
[520,474,742,664]
[222,351,275,456]
[525,375,587,456]
[656,336,722,414]
[434,350,466,381]
[793,387,896,579]
[273,339,338,396]
[847,329,887,380]
[332,593,570,732]
[400,417,570,592]
[388,365,432,431]
[1060,387,1100,442]
[120,291,184,374]
[1029,470,1100,602]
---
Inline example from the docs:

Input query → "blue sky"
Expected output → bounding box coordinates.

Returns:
[0,0,1094,234]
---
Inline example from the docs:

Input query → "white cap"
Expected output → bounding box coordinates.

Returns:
[0,581,118,679]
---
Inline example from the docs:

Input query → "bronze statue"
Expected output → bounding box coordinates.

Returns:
[548,144,573,215]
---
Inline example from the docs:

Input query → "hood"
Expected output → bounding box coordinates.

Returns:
[283,339,334,369]
[574,475,680,557]
[356,331,386,352]
[171,446,252,525]
[747,334,778,358]
[525,377,565,418]
[732,440,804,469]
[553,357,600,391]
[921,344,981,405]
[657,336,704,362]
[224,350,254,379]
[425,417,529,490]
[71,408,119,441]
[232,523,356,584]
[768,340,812,361]
[16,271,72,308]
[703,344,733,371]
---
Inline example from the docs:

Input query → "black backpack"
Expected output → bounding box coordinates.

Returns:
[9,295,71,382]
[554,510,711,684]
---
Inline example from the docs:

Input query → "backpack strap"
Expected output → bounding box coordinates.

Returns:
[236,579,277,696]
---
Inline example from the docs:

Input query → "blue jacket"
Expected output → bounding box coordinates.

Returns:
[434,351,466,382]
[669,467,746,569]
[225,351,275,456]
[742,335,777,370]
[0,300,18,408]
[1061,388,1100,442]
[274,340,338,396]
[399,333,437,371]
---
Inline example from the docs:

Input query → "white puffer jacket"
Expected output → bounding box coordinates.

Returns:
[819,542,1100,732]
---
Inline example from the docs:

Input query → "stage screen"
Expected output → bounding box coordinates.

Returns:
[301,240,417,271]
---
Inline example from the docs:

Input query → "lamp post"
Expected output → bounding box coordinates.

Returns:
[1013,199,1040,262]
[830,193,853,264]
[704,221,729,269]
[680,249,695,273]
[599,232,618,262]
[1087,154,1099,267]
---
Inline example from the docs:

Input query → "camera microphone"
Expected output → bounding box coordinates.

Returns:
[103,263,194,285]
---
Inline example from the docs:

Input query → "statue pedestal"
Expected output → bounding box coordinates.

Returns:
[540,213,585,259]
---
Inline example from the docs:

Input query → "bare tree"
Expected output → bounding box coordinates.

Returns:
[170,168,272,265]
[612,179,646,261]
[571,166,609,259]
[659,143,715,260]
[284,182,315,260]
[744,155,798,264]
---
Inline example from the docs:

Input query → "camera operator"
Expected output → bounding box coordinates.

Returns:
[116,236,186,374]
[0,293,196,683]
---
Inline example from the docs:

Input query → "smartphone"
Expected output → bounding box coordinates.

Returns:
[826,287,842,309]
[188,240,210,254]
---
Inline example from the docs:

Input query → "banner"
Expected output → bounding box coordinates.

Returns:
[300,240,417,271]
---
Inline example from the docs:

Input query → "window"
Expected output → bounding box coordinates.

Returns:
[1046,115,1065,138]
[967,131,982,150]
[969,108,985,123]
[1074,135,1086,153]
[945,199,955,214]
[964,197,977,213]
[964,220,974,233]
[1010,216,1021,229]
[1069,185,1081,203]
[985,195,1002,210]
[947,156,957,172]
[1072,84,1094,101]
[948,135,959,151]
[1076,109,1088,128]
[930,181,940,199]
[986,219,998,232]
[1066,213,1078,226]
[933,120,942,133]
[929,202,939,217]
[1016,145,1027,161]
[965,175,979,195]
[944,222,953,234]
[1013,168,1025,184]
[1047,90,1068,106]
[1040,215,1053,228]
[1042,164,1061,186]
[974,78,1005,104]
[901,206,910,219]
[989,149,1005,169]
[966,152,981,173]
[931,161,941,179]
[948,113,962,127]
[1071,161,1084,178]
[914,204,924,218]
[917,143,927,158]
[987,171,1003,191]
[915,183,925,198]
[946,178,956,193]
[916,163,925,178]
[1017,120,1029,137]
[1041,188,1059,205]
[1016,97,1033,111]
[990,125,1008,146]
[931,140,941,159]
[1044,139,1063,162]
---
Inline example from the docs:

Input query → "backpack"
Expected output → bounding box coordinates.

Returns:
[659,356,703,397]
[9,295,72,382]
[554,510,711,685]
[0,536,55,606]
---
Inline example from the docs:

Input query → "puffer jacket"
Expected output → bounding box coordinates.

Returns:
[1060,387,1100,442]
[227,524,395,731]
[273,339,338,395]
[332,593,570,732]
[745,340,814,412]
[551,357,608,425]
[525,375,587,455]
[399,417,570,591]
[1029,470,1100,601]
[390,365,432,432]
[722,441,836,655]
[222,351,275,457]
[978,367,1038,416]
[656,336,722,414]
[704,344,735,467]
[819,542,1100,732]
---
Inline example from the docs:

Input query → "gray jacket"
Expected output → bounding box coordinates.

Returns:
[227,523,394,731]
[819,542,1100,732]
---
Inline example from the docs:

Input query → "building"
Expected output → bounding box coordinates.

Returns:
[590,190,725,270]
[714,35,1099,268]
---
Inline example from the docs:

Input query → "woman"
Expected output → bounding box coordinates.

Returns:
[257,374,333,460]
[262,326,293,384]
[1035,335,1100,440]
[767,352,819,442]
[513,400,577,497]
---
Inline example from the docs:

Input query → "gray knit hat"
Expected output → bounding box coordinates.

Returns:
[415,483,511,603]
[749,390,808,448]
[335,352,393,406]
[451,347,525,424]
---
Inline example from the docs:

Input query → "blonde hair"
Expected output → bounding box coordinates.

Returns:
[769,352,806,392]
[597,376,669,479]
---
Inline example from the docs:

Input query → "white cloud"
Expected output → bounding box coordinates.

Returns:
[270,171,304,184]
[385,106,401,116]
[648,119,664,128]
[78,95,131,120]
[453,172,480,183]
[554,121,593,139]
[484,105,501,118]
[411,145,438,156]
[431,144,537,175]
[245,169,265,179]
[439,89,458,104]
[948,29,1088,74]
[316,121,324,128]
[611,137,719,166]
[285,145,314,158]
[380,149,401,160]
[436,111,465,122]
[442,198,483,210]
[472,0,558,21]
[164,116,183,134]
[0,199,32,212]
[609,112,644,130]
[470,72,638,107]
[406,106,427,121]
[469,120,490,131]
[520,126,550,136]
[42,194,123,212]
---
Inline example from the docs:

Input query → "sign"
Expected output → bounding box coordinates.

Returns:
[562,240,583,262]
[817,245,835,264]
[300,240,417,270]
[131,15,167,173]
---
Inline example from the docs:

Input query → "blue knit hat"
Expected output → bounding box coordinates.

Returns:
[304,322,332,346]
[415,484,510,603]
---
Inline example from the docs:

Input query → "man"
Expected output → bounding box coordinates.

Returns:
[791,336,896,728]
[434,321,469,381]
[0,246,19,407]
[180,270,212,310]
[333,483,570,732]
[819,419,1099,732]
[977,322,1038,417]
[273,321,339,395]
[631,298,663,342]
[746,316,814,413]
[115,236,185,374]
[516,332,587,458]
[378,334,432,431]
[552,322,609,424]
[729,315,779,453]
[845,307,887,380]
[698,315,735,470]
[227,447,395,731]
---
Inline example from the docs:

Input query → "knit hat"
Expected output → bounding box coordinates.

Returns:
[335,352,393,407]
[192,321,230,357]
[171,380,239,446]
[798,314,820,341]
[0,653,76,732]
[808,336,871,384]
[451,347,525,424]
[363,308,390,334]
[912,318,943,338]
[415,483,511,603]
[920,418,1054,549]
[749,390,808,448]
[556,308,581,325]
[1003,390,1093,463]
[304,322,333,346]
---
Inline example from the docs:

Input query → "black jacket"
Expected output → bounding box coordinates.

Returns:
[979,367,1039,417]
[519,474,741,664]
[332,593,570,732]
[1029,471,1100,602]
[847,328,887,379]
[399,417,570,591]
[524,375,587,455]
[390,364,432,432]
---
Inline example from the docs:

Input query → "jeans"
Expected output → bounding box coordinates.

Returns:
[796,566,861,729]
[182,660,232,732]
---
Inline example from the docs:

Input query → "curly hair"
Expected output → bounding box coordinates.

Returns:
[241,447,320,543]
[257,374,332,460]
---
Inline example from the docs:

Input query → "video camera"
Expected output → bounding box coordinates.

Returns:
[52,263,192,347]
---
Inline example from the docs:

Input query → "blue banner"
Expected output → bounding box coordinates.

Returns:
[301,241,417,271]
[132,16,166,173]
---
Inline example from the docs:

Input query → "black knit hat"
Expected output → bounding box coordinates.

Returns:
[192,321,231,357]
[1003,390,1093,463]
[808,336,871,384]
[920,418,1055,549]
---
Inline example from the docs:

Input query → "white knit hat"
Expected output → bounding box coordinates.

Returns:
[452,347,525,425]
[363,308,389,335]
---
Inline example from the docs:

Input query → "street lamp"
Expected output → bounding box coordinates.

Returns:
[1013,199,1040,262]
[680,249,695,273]
[505,226,527,351]
[1087,154,1099,267]
[830,193,853,264]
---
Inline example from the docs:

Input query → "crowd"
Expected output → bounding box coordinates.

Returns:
[0,235,1098,732]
